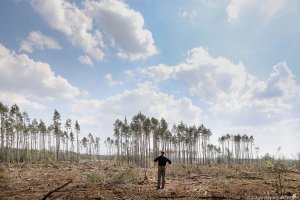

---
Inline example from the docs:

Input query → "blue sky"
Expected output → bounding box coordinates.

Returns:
[0,0,300,157]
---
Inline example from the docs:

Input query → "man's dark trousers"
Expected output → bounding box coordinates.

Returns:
[157,166,166,189]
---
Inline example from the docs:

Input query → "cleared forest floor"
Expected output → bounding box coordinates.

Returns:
[0,161,299,199]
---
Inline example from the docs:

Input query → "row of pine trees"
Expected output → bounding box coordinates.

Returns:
[108,112,257,167]
[1,101,257,166]
[0,102,100,163]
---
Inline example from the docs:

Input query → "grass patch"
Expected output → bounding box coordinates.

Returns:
[111,167,140,184]
[0,171,10,188]
[87,167,141,185]
[168,164,189,177]
[87,171,107,184]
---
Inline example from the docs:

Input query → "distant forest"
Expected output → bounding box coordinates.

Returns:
[0,102,100,163]
[1,101,261,166]
[108,113,257,167]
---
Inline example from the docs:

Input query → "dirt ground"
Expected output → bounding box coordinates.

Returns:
[0,161,299,200]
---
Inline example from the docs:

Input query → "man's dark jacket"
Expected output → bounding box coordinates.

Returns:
[154,155,172,166]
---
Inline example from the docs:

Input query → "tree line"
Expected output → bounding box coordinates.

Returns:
[0,101,259,166]
[108,112,257,167]
[0,102,100,163]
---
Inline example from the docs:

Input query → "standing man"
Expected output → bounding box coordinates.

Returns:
[154,151,172,189]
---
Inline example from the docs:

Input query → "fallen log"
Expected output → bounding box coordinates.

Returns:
[41,179,72,200]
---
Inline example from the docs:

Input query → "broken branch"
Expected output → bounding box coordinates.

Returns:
[41,179,72,200]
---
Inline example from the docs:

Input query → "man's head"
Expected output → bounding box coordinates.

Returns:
[161,151,164,155]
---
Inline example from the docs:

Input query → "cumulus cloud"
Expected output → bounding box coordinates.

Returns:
[84,0,157,61]
[226,0,298,23]
[206,62,300,126]
[31,0,105,61]
[225,62,300,125]
[71,83,202,139]
[137,47,300,126]
[175,47,247,102]
[19,30,62,53]
[139,64,173,83]
[0,92,45,110]
[249,62,300,100]
[138,47,247,102]
[31,0,157,61]
[103,74,123,87]
[0,44,80,100]
[78,55,93,66]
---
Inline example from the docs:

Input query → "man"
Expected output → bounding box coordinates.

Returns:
[154,151,172,189]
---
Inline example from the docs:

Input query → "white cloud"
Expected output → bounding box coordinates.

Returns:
[31,0,105,61]
[179,48,300,125]
[175,47,247,102]
[138,47,247,102]
[78,55,93,66]
[19,31,62,53]
[137,47,300,127]
[226,0,298,23]
[124,69,134,77]
[249,62,300,100]
[31,0,157,62]
[222,62,300,125]
[0,44,80,100]
[71,83,202,139]
[178,9,198,20]
[0,92,45,110]
[103,74,123,87]
[139,64,173,83]
[84,0,157,61]
[226,0,250,23]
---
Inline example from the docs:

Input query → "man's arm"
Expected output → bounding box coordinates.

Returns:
[167,158,172,164]
[153,157,158,168]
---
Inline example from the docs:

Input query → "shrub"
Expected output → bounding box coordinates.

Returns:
[111,167,140,184]
[87,167,141,185]
[0,171,10,187]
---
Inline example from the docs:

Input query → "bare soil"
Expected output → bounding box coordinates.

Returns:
[0,161,299,199]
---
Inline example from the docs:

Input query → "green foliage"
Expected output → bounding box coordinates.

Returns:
[111,167,140,184]
[265,160,285,173]
[168,164,190,177]
[0,172,9,180]
[265,160,275,171]
[87,171,106,183]
[0,171,10,186]
[264,160,286,197]
[87,167,141,185]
